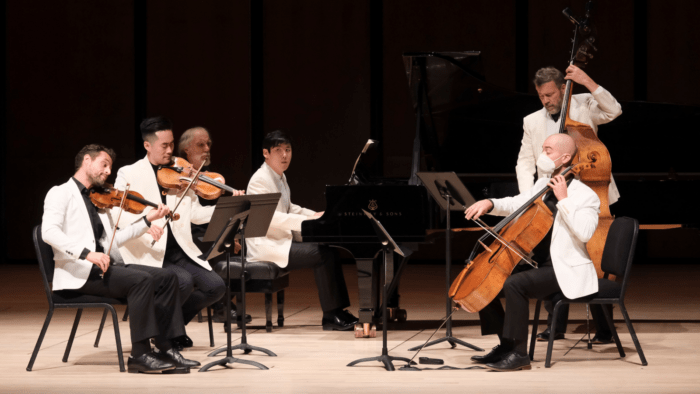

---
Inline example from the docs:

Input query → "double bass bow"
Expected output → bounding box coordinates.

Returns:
[449,164,592,312]
[558,0,615,279]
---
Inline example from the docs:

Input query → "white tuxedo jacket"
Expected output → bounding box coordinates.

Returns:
[41,179,150,291]
[490,178,600,299]
[245,162,315,268]
[515,86,622,204]
[113,156,215,270]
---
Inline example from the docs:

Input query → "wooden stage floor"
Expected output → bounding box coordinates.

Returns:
[2,263,699,393]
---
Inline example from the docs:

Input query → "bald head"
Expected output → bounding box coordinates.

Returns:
[542,134,577,173]
[546,134,576,157]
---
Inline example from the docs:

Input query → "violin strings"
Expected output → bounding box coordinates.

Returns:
[152,160,207,247]
[472,218,538,268]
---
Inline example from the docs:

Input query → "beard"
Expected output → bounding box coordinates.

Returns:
[88,172,106,187]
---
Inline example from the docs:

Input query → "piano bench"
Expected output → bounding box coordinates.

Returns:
[213,258,289,332]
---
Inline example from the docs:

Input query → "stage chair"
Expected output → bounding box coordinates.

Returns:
[213,257,288,333]
[27,225,126,372]
[529,216,648,368]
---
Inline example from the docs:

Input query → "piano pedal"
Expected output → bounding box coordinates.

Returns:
[354,323,377,338]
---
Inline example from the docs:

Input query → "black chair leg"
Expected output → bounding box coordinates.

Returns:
[107,305,126,372]
[207,307,214,347]
[63,309,83,363]
[95,308,109,347]
[602,303,626,357]
[197,310,203,323]
[618,302,647,366]
[122,306,129,321]
[27,309,54,371]
[236,293,244,329]
[277,290,285,327]
[529,299,543,361]
[265,293,273,332]
[545,301,562,368]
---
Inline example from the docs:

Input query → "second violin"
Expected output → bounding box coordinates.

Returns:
[157,156,240,200]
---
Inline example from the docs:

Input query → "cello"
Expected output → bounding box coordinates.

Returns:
[558,1,615,279]
[449,164,591,312]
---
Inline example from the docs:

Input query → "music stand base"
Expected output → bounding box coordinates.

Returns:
[199,356,269,372]
[208,342,277,357]
[407,335,483,352]
[347,355,416,372]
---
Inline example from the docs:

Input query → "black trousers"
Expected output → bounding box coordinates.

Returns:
[75,264,185,344]
[479,263,611,354]
[162,246,226,325]
[287,242,350,313]
[478,262,570,337]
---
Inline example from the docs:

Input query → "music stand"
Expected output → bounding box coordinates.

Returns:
[407,172,483,352]
[199,193,280,372]
[347,210,416,371]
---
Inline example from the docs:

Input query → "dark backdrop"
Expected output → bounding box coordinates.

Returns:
[4,0,700,262]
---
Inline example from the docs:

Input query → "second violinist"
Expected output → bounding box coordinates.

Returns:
[113,116,227,350]
[464,134,600,372]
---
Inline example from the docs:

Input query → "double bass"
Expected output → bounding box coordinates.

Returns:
[558,1,614,279]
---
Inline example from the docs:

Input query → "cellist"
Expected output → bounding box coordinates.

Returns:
[516,65,621,342]
[464,134,600,372]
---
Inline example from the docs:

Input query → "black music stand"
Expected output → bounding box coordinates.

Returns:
[347,210,416,371]
[199,193,280,372]
[408,172,482,352]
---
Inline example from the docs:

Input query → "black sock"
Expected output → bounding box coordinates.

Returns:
[154,336,173,352]
[131,339,151,358]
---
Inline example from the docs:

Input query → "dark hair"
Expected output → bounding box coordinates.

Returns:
[140,116,173,142]
[533,67,565,87]
[262,130,292,152]
[74,144,116,172]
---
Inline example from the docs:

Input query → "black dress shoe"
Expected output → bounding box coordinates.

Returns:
[322,310,359,331]
[171,335,193,350]
[156,347,201,369]
[127,352,176,374]
[485,351,531,372]
[591,333,613,344]
[536,327,565,341]
[471,344,508,364]
[213,302,252,323]
[214,309,252,324]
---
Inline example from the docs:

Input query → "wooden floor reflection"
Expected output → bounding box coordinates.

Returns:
[2,263,699,393]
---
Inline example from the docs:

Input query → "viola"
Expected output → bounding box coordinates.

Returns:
[157,157,241,200]
[90,184,180,221]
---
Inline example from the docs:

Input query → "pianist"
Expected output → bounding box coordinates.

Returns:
[246,130,359,331]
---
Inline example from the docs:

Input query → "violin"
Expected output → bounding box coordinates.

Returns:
[449,164,591,312]
[90,184,180,221]
[156,157,241,200]
[558,0,614,279]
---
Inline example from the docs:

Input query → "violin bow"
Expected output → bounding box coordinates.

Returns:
[150,159,207,246]
[101,183,130,279]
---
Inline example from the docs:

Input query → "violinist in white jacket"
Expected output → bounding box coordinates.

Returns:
[41,144,199,373]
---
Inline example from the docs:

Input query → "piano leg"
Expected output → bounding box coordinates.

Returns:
[355,257,378,338]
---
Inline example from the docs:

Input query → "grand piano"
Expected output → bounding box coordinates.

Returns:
[303,51,700,338]
[302,141,429,337]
